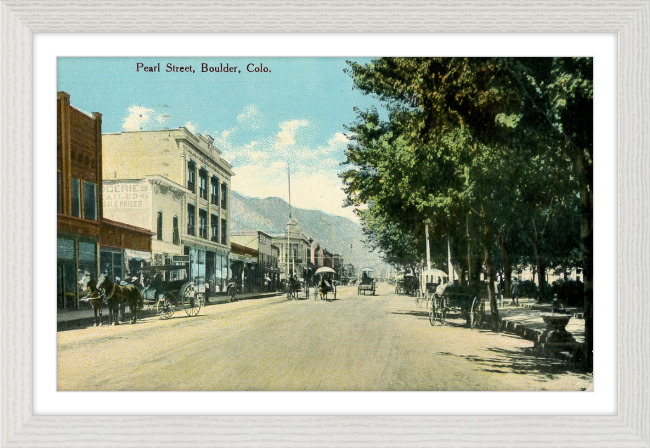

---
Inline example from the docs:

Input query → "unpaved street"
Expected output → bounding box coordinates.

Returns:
[58,284,592,391]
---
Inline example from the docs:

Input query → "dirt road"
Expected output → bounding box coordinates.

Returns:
[57,284,593,391]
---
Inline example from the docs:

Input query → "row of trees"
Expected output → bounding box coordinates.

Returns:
[341,58,593,368]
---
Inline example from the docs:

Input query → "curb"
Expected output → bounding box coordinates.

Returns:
[57,292,281,332]
[473,315,585,364]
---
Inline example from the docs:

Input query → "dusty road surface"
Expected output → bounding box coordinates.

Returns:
[58,284,593,391]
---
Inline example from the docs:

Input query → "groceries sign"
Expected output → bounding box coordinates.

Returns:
[103,183,150,209]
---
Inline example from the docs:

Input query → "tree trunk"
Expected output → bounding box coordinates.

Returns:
[531,218,548,301]
[576,151,593,370]
[498,234,511,299]
[482,202,499,330]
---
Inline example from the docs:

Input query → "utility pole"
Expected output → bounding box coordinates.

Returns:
[425,221,431,271]
[447,234,453,283]
[467,214,471,284]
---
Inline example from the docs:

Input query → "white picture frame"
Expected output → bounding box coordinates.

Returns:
[1,1,648,446]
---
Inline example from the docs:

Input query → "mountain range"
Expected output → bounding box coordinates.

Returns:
[230,190,385,271]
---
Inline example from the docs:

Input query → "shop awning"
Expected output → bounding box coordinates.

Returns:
[124,249,152,263]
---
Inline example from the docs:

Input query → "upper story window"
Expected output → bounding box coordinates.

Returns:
[221,218,227,245]
[211,176,219,205]
[199,169,208,200]
[187,161,196,192]
[83,181,97,221]
[71,178,81,218]
[172,216,180,245]
[221,182,227,209]
[157,211,163,241]
[211,214,218,242]
[199,209,208,239]
[187,204,196,236]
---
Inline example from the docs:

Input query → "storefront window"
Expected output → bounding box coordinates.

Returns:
[57,238,75,260]
[83,181,97,220]
[78,241,96,275]
[221,218,227,245]
[189,247,206,291]
[100,248,123,281]
[71,178,81,217]
[78,241,97,302]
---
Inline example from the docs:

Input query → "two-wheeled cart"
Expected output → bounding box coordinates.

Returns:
[357,267,376,296]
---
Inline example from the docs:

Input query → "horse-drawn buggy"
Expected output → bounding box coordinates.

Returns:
[314,267,337,301]
[140,263,204,319]
[357,267,376,296]
[428,282,484,328]
[287,276,310,300]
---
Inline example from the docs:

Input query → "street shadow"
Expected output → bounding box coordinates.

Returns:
[435,345,590,380]
[391,310,430,318]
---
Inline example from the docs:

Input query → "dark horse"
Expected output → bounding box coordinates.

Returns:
[78,270,106,327]
[96,273,144,325]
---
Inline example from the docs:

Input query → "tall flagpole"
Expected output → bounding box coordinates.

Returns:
[287,164,291,286]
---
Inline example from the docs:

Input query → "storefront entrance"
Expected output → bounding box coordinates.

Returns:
[57,262,77,310]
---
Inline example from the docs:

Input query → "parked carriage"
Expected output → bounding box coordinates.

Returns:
[140,264,204,319]
[357,267,376,295]
[428,283,484,328]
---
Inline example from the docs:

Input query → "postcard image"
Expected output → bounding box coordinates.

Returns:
[56,57,593,391]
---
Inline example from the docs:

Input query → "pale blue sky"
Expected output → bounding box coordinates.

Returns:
[57,57,382,220]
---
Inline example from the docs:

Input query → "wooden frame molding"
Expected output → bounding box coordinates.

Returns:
[1,1,648,446]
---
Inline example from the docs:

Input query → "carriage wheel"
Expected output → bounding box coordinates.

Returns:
[439,307,447,324]
[180,283,202,317]
[438,297,447,324]
[429,300,437,326]
[470,297,483,329]
[157,294,175,320]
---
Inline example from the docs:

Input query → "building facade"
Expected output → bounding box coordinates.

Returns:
[102,128,234,293]
[230,242,259,293]
[272,219,312,281]
[57,92,103,311]
[57,92,151,311]
[231,230,280,291]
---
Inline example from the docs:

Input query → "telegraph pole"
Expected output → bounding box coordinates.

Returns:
[425,221,431,271]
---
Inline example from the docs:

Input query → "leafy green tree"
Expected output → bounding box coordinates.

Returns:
[343,58,591,348]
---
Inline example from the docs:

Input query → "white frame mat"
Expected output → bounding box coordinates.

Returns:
[1,1,648,447]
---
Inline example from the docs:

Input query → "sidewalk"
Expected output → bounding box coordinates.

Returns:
[57,291,280,332]
[474,299,586,362]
